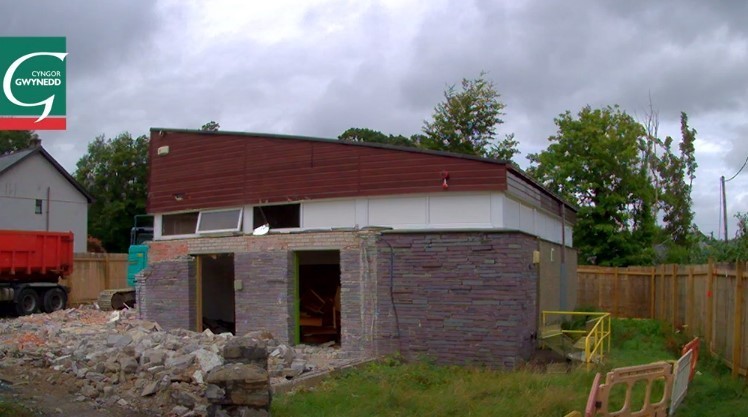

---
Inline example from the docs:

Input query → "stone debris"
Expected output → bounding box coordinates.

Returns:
[0,306,355,416]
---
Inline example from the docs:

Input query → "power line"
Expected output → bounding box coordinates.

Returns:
[725,155,748,182]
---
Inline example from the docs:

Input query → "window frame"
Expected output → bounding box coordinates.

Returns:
[196,207,243,234]
[34,199,43,215]
[252,203,301,230]
[161,211,200,237]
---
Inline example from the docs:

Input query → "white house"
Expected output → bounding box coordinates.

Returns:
[0,144,92,252]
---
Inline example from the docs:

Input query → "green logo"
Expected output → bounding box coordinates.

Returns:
[0,37,67,130]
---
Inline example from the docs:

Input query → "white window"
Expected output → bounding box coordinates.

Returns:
[162,212,199,236]
[197,208,243,233]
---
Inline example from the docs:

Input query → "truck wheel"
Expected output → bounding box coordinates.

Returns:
[43,288,67,313]
[14,288,40,316]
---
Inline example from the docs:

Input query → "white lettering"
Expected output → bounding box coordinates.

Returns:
[2,52,67,123]
[14,78,61,86]
[31,70,61,77]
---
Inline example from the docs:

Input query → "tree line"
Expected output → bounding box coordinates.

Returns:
[1,73,741,264]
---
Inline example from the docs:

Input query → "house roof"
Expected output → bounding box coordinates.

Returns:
[0,147,94,203]
[150,127,577,212]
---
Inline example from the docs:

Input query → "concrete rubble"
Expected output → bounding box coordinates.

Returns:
[0,306,355,416]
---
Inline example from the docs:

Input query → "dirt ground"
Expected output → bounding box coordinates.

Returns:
[0,365,157,417]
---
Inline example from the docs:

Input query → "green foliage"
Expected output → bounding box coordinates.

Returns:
[338,128,417,147]
[0,130,35,154]
[273,361,590,417]
[421,73,518,161]
[0,400,35,417]
[200,121,220,131]
[528,105,656,266]
[273,318,747,417]
[484,133,521,162]
[74,133,149,252]
[659,112,697,247]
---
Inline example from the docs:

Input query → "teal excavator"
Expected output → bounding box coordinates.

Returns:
[97,215,152,310]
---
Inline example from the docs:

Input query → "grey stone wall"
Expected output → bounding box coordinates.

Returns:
[234,251,294,343]
[140,230,541,368]
[144,231,379,359]
[376,232,539,368]
[136,256,196,331]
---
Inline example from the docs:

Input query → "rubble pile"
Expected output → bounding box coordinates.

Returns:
[0,306,353,417]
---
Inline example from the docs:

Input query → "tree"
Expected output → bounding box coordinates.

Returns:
[421,73,518,160]
[484,133,520,162]
[657,112,697,249]
[75,133,149,252]
[528,105,656,266]
[338,128,417,147]
[201,121,220,131]
[0,130,36,154]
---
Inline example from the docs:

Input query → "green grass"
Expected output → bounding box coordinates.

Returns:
[0,399,35,417]
[273,319,748,417]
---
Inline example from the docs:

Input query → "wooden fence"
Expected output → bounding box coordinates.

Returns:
[577,262,748,377]
[62,253,129,305]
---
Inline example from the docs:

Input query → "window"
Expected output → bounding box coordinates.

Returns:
[253,203,300,229]
[162,212,199,236]
[35,199,43,215]
[197,208,242,233]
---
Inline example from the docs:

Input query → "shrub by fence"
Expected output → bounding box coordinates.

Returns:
[577,261,747,377]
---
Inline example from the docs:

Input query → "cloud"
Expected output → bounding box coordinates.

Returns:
[1,0,747,235]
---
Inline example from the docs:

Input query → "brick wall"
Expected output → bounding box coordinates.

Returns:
[144,231,381,358]
[136,256,196,330]
[376,232,539,368]
[140,230,542,367]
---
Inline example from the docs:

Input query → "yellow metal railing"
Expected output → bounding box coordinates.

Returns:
[541,310,612,365]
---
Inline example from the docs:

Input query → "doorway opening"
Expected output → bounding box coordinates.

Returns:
[198,253,235,335]
[295,250,341,345]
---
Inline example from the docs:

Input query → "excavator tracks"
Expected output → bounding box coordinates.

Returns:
[97,288,135,311]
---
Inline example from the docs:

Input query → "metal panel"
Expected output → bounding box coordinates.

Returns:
[148,131,509,213]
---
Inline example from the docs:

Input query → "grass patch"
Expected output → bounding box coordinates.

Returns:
[0,399,36,417]
[273,319,748,417]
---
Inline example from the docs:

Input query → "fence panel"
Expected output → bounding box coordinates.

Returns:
[63,253,128,305]
[577,261,748,377]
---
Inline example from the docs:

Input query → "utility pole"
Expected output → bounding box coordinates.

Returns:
[721,175,728,242]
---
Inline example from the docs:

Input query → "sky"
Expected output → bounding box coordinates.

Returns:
[1,0,747,238]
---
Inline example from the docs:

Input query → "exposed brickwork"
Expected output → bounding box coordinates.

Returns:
[145,231,381,358]
[376,232,539,368]
[136,256,196,331]
[141,230,544,367]
[234,251,293,343]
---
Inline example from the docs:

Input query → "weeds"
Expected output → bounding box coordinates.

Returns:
[273,319,748,417]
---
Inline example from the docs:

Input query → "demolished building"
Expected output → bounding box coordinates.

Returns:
[137,128,578,368]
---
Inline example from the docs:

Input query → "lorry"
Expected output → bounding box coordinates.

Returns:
[97,216,152,310]
[0,230,73,315]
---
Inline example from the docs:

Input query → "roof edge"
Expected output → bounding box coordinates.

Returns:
[150,127,577,212]
[0,146,94,203]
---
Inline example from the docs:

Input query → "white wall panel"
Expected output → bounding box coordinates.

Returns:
[369,196,427,227]
[428,193,491,226]
[303,199,356,228]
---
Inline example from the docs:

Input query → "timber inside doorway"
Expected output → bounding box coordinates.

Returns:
[196,253,235,335]
[295,250,341,345]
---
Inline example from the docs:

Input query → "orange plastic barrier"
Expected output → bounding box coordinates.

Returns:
[681,338,700,382]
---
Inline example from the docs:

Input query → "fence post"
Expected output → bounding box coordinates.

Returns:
[650,267,656,319]
[613,268,619,317]
[687,265,695,337]
[733,261,744,378]
[104,253,111,289]
[671,264,678,327]
[659,265,666,321]
[706,258,714,351]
